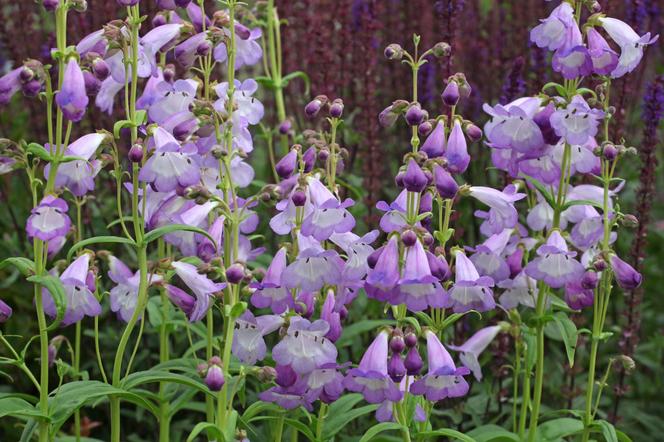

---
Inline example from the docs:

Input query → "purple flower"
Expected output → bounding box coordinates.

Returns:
[0,299,12,322]
[321,290,342,342]
[365,236,400,302]
[301,198,356,241]
[610,255,642,290]
[272,317,337,374]
[259,379,313,411]
[55,59,89,122]
[391,240,448,311]
[402,159,428,192]
[420,122,446,158]
[282,248,343,293]
[26,196,71,242]
[448,251,495,313]
[599,17,659,78]
[433,164,458,199]
[171,261,225,322]
[469,229,512,283]
[250,248,293,314]
[498,271,539,309]
[483,98,545,154]
[448,325,502,380]
[107,256,162,322]
[214,79,264,128]
[0,68,22,105]
[530,3,575,51]
[551,25,592,79]
[305,364,346,403]
[410,330,470,401]
[468,185,526,234]
[232,311,284,365]
[525,231,585,288]
[375,377,426,423]
[205,364,225,391]
[44,133,105,196]
[587,28,619,76]
[330,230,379,283]
[564,281,594,310]
[43,254,101,326]
[344,331,403,403]
[550,95,604,145]
[213,27,263,69]
[138,127,201,192]
[445,120,470,173]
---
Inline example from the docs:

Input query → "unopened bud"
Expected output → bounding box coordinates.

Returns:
[329,99,344,118]
[432,41,451,57]
[621,214,639,228]
[128,144,144,163]
[384,43,404,60]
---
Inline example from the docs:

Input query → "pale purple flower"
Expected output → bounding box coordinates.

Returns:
[344,331,403,403]
[551,25,592,79]
[232,311,284,365]
[305,364,345,403]
[420,122,446,158]
[44,133,105,196]
[483,97,545,154]
[445,120,471,173]
[272,317,338,374]
[610,254,642,290]
[448,251,495,313]
[26,196,71,242]
[468,185,526,234]
[43,254,102,326]
[330,230,379,283]
[410,330,470,401]
[250,248,293,314]
[530,3,575,51]
[204,364,225,391]
[0,68,22,105]
[138,127,201,192]
[259,379,313,411]
[56,59,89,122]
[525,231,585,288]
[214,79,264,126]
[587,28,619,76]
[550,95,604,145]
[402,159,428,192]
[95,77,125,114]
[282,248,343,292]
[171,261,225,322]
[108,256,162,322]
[391,240,448,311]
[301,198,356,241]
[376,190,410,233]
[174,32,210,68]
[564,281,594,310]
[375,377,426,423]
[321,290,342,342]
[599,17,659,78]
[448,325,502,380]
[213,27,263,69]
[0,299,12,322]
[498,271,539,309]
[365,236,400,302]
[469,229,512,283]
[148,79,198,124]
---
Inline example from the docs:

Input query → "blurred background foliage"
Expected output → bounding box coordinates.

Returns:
[0,0,663,440]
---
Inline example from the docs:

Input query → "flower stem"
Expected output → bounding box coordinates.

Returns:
[526,284,548,442]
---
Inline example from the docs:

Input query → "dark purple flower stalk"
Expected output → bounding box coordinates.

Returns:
[499,56,526,105]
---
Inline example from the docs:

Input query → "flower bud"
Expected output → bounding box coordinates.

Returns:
[43,0,60,11]
[0,299,12,323]
[581,270,599,289]
[384,43,403,60]
[442,81,460,106]
[404,347,423,375]
[256,366,277,382]
[388,353,406,382]
[205,364,225,391]
[175,0,192,6]
[433,165,458,199]
[506,248,524,278]
[275,149,297,179]
[402,159,428,192]
[305,96,327,118]
[279,119,292,135]
[432,41,451,57]
[401,230,417,247]
[128,144,144,163]
[464,123,483,142]
[20,67,35,83]
[389,333,406,354]
[302,146,316,172]
[82,72,100,96]
[404,332,417,348]
[621,214,639,228]
[225,263,245,284]
[152,14,167,27]
[602,143,618,161]
[92,58,110,81]
[593,258,608,272]
[275,364,297,388]
[22,80,43,98]
[291,190,307,207]
[367,246,383,269]
[421,232,434,246]
[329,99,344,118]
[405,104,425,126]
[70,0,87,12]
[163,65,176,83]
[418,121,433,137]
[234,23,251,40]
[196,40,212,56]
[610,255,642,290]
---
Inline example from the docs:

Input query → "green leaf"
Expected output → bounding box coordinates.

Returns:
[615,429,633,442]
[467,425,519,441]
[359,422,407,442]
[143,224,216,248]
[537,417,584,441]
[524,176,557,210]
[241,401,283,423]
[121,370,215,398]
[282,70,311,95]
[248,416,316,441]
[134,109,147,126]
[113,119,133,139]
[27,143,53,162]
[549,312,578,367]
[560,199,604,212]
[440,311,482,330]
[593,420,618,442]
[0,257,36,277]
[67,236,136,260]
[322,404,379,440]
[59,155,86,164]
[186,422,225,442]
[0,397,45,420]
[27,274,67,330]
[229,301,247,319]
[417,429,476,442]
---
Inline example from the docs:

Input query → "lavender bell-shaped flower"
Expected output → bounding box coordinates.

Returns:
[171,261,226,322]
[305,364,346,403]
[525,230,585,288]
[250,248,294,314]
[45,133,105,196]
[564,281,594,310]
[282,248,343,293]
[551,23,592,79]
[402,159,428,193]
[468,185,526,234]
[43,254,102,326]
[391,239,448,311]
[301,198,356,241]
[108,255,162,322]
[0,68,23,105]
[469,229,512,283]
[26,195,71,242]
[550,95,604,145]
[448,250,495,313]
[609,254,642,290]
[275,149,297,179]
[321,290,342,342]
[203,357,225,391]
[272,317,338,374]
[232,311,284,365]
[445,120,470,174]
[420,122,446,158]
[599,17,658,78]
[448,325,503,381]
[55,58,89,122]
[344,330,403,403]
[530,2,575,51]
[586,28,619,76]
[410,330,470,401]
[365,236,400,302]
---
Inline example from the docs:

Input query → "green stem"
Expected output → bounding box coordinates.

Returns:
[274,413,285,442]
[267,0,288,154]
[526,284,548,442]
[74,321,81,442]
[205,308,215,421]
[316,403,327,441]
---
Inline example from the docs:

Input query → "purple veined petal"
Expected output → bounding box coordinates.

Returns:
[107,255,133,284]
[300,198,356,241]
[138,150,201,192]
[599,17,659,78]
[140,24,183,76]
[550,95,604,145]
[444,120,470,173]
[564,281,594,310]
[137,68,165,110]
[148,80,198,124]
[272,317,337,374]
[282,248,343,293]
[56,59,89,122]
[26,196,71,242]
[529,2,575,51]
[525,232,585,288]
[498,272,539,309]
[76,29,107,57]
[232,313,268,365]
[365,236,400,296]
[95,77,125,114]
[321,290,342,342]
[586,28,619,76]
[392,240,448,312]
